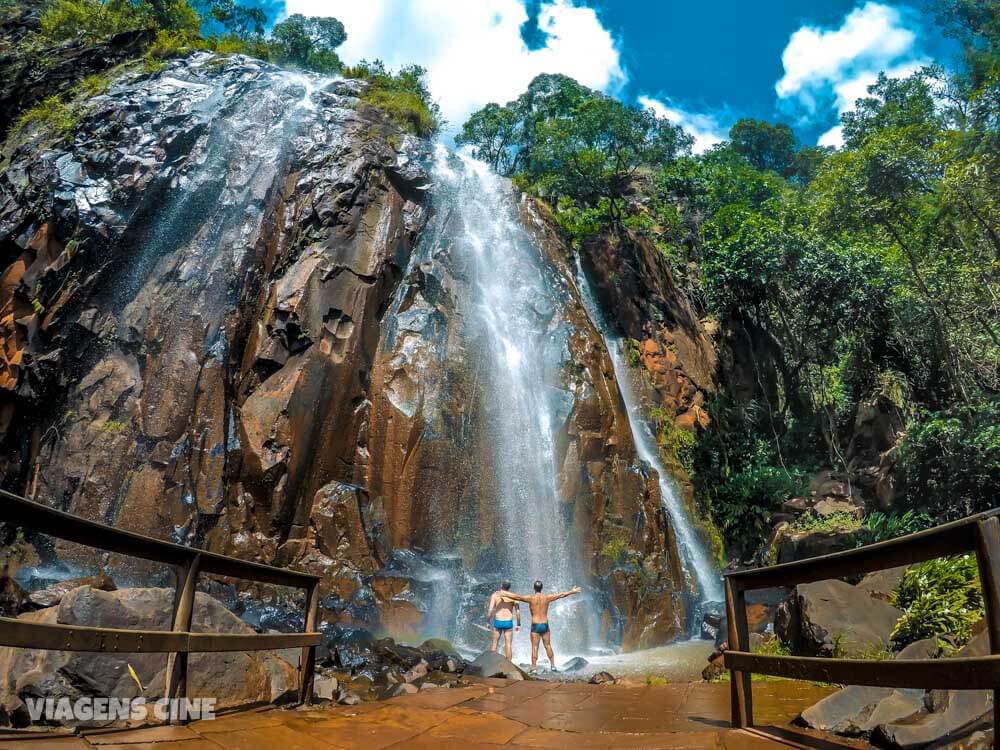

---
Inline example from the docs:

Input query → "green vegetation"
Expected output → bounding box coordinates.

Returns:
[33,0,347,74]
[600,536,629,565]
[459,0,999,558]
[19,0,440,140]
[457,73,690,234]
[784,509,932,544]
[342,61,441,137]
[891,554,984,646]
[15,95,80,136]
[267,13,345,73]
[862,510,934,543]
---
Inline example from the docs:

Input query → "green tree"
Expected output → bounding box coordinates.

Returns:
[455,103,520,173]
[203,0,265,38]
[728,118,797,174]
[269,13,346,72]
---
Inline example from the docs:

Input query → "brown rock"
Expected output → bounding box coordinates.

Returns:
[27,573,116,609]
[776,580,902,656]
[0,587,296,725]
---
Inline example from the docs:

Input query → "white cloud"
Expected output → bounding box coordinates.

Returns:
[285,0,626,134]
[775,2,928,146]
[638,95,727,154]
[814,59,927,147]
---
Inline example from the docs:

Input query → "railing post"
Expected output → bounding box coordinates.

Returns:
[975,517,1000,741]
[299,580,319,705]
[165,552,201,722]
[725,576,753,728]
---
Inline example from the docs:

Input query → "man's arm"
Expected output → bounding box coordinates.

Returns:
[486,594,497,621]
[500,592,531,603]
[514,602,521,630]
[546,585,582,602]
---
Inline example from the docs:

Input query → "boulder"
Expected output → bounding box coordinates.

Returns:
[420,638,461,659]
[799,624,991,747]
[856,566,907,603]
[589,671,616,685]
[401,659,429,683]
[0,587,297,726]
[700,602,724,641]
[337,690,362,706]
[878,691,991,748]
[313,675,338,701]
[776,579,902,656]
[464,651,527,680]
[562,656,588,672]
[27,573,116,608]
[770,522,867,564]
[877,630,992,748]
[0,576,34,617]
[800,686,924,735]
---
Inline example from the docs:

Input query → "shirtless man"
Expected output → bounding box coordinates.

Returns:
[487,581,521,660]
[502,580,581,674]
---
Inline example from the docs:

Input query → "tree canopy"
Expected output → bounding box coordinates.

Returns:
[459,1,1000,558]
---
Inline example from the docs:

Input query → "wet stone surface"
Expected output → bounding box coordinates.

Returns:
[0,680,868,749]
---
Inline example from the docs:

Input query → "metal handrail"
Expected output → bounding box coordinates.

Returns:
[0,489,322,711]
[722,508,1000,737]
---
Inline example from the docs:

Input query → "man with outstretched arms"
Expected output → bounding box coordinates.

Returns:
[502,580,581,674]
[487,580,520,660]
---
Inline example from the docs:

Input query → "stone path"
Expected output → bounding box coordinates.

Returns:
[0,679,869,749]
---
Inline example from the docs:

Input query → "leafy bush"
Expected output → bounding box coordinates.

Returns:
[790,510,862,534]
[342,61,440,137]
[40,0,199,40]
[600,537,629,565]
[897,400,1000,521]
[862,510,933,544]
[891,554,983,646]
[700,439,808,557]
[15,96,79,136]
[144,29,208,60]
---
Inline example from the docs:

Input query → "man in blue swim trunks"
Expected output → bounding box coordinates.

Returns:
[487,580,520,660]
[501,580,581,674]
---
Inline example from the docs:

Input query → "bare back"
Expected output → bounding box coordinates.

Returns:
[489,591,516,621]
[525,593,557,623]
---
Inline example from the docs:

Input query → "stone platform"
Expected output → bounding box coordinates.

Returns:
[0,679,868,749]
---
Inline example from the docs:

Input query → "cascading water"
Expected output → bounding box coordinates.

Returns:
[402,146,597,662]
[574,257,723,607]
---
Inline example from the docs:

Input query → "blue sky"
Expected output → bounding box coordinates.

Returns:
[275,0,957,149]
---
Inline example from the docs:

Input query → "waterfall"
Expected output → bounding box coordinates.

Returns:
[574,257,724,606]
[413,146,597,661]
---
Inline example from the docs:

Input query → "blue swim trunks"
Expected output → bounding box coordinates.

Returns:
[494,619,514,631]
[531,622,549,634]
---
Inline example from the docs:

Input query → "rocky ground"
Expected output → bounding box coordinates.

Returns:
[697,566,993,749]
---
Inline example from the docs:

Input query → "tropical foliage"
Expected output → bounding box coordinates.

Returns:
[460,0,1000,557]
[891,554,984,646]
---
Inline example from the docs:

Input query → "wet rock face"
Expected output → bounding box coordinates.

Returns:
[580,228,716,430]
[0,51,693,653]
[0,54,427,573]
[0,0,153,139]
[0,586,297,726]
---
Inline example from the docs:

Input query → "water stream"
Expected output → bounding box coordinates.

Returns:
[574,257,724,606]
[412,147,598,662]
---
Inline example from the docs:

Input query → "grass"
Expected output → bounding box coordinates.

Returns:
[342,61,441,137]
[360,88,438,138]
[15,96,80,137]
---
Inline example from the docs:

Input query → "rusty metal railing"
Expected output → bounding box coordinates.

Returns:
[0,489,322,713]
[723,507,1000,736]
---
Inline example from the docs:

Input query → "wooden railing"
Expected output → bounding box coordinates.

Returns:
[0,489,322,713]
[723,507,1000,737]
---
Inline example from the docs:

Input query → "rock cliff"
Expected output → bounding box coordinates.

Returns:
[0,51,704,653]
